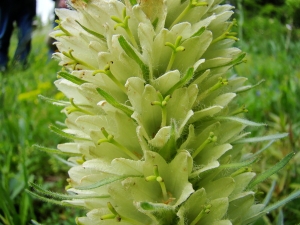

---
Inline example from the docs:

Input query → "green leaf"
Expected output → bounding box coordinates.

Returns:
[219,157,257,169]
[25,190,83,208]
[96,87,133,117]
[58,71,87,85]
[49,124,90,141]
[247,152,295,189]
[264,189,300,213]
[38,95,68,106]
[243,189,300,224]
[118,35,150,82]
[262,180,276,206]
[217,116,266,127]
[165,67,194,96]
[191,26,206,38]
[76,175,143,190]
[75,20,106,41]
[233,133,288,144]
[235,79,265,93]
[29,182,109,200]
[33,144,81,156]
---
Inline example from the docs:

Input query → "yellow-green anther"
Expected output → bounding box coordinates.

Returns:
[231,167,252,177]
[93,65,126,93]
[76,155,86,164]
[192,132,217,158]
[111,8,138,49]
[100,214,116,220]
[66,98,94,115]
[151,101,162,106]
[145,175,157,181]
[190,204,212,225]
[154,165,159,177]
[165,36,185,72]
[231,105,248,116]
[170,0,208,28]
[212,19,239,44]
[65,178,72,190]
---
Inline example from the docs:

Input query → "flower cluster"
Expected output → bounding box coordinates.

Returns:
[32,0,294,224]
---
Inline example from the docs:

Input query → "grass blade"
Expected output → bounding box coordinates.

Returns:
[247,152,295,189]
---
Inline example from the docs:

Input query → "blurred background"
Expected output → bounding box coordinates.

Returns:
[0,0,299,224]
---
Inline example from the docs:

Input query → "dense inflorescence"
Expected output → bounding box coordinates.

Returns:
[33,0,294,224]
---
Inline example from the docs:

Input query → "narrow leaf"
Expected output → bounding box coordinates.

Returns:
[165,67,194,96]
[247,152,295,189]
[217,116,266,127]
[96,87,133,116]
[75,20,106,41]
[49,124,90,141]
[33,144,81,156]
[76,175,143,190]
[58,71,87,85]
[38,95,68,106]
[219,157,257,169]
[118,35,150,82]
[233,133,288,144]
[264,189,300,213]
[29,182,109,200]
[235,79,265,93]
[191,26,206,38]
[25,190,83,208]
[263,180,276,206]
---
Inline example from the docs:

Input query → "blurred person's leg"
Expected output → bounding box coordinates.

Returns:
[0,6,14,71]
[13,2,36,68]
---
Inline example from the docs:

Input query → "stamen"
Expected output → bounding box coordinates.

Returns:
[100,202,144,224]
[196,77,228,102]
[97,128,139,160]
[212,19,239,44]
[192,132,217,158]
[190,204,212,225]
[165,36,185,72]
[62,50,97,70]
[65,98,94,115]
[170,0,208,28]
[111,8,138,49]
[231,105,248,116]
[93,64,126,93]
[151,92,171,127]
[145,165,168,200]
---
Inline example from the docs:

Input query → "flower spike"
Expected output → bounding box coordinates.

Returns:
[35,0,297,224]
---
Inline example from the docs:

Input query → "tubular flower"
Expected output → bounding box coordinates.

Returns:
[34,0,297,224]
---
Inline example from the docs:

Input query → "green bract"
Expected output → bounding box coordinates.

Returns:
[31,0,299,224]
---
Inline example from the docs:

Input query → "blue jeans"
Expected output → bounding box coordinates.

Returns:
[0,1,36,68]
